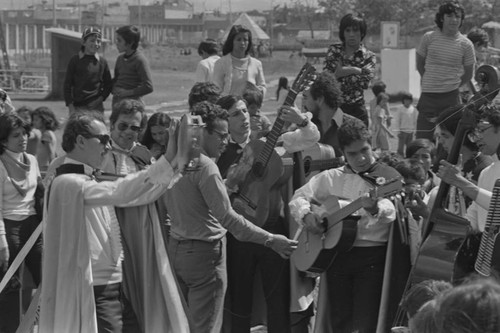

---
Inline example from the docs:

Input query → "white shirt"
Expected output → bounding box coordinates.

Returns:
[467,155,500,232]
[195,55,220,83]
[289,165,396,246]
[394,105,418,133]
[62,155,175,285]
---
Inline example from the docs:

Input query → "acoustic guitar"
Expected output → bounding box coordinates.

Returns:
[230,63,317,226]
[301,143,344,182]
[292,178,403,273]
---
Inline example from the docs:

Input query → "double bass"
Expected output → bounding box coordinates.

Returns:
[409,65,500,284]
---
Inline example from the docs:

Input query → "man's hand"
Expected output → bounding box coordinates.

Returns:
[269,234,298,259]
[360,192,379,215]
[302,212,325,235]
[437,158,464,188]
[279,105,305,125]
[0,235,9,272]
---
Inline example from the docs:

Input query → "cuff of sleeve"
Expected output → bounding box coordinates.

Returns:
[293,198,311,224]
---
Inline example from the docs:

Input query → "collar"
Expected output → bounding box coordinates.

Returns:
[229,135,251,148]
[63,157,94,176]
[4,149,23,162]
[111,142,137,156]
[123,50,137,60]
[331,108,345,128]
[78,51,99,60]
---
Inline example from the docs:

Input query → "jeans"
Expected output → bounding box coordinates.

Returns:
[168,237,226,333]
[326,246,387,333]
[2,215,42,285]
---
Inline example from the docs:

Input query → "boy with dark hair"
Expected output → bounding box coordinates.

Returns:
[243,83,271,140]
[394,92,418,157]
[112,25,153,105]
[290,116,401,333]
[64,26,112,114]
[195,38,220,83]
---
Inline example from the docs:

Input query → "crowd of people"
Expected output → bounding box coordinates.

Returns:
[1,1,500,333]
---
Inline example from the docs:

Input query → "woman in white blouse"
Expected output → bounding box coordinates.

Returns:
[213,25,267,97]
[0,113,43,287]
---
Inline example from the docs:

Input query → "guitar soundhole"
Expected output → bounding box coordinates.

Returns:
[304,158,311,175]
[252,162,265,178]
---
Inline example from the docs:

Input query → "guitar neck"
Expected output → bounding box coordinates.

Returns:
[256,89,298,166]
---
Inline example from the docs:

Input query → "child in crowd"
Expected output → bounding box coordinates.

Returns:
[369,81,389,133]
[243,84,272,140]
[372,92,394,152]
[0,88,15,114]
[394,92,418,157]
[195,39,220,83]
[112,25,153,105]
[32,106,60,174]
[276,76,289,105]
[141,112,172,160]
[63,26,113,114]
[406,139,440,194]
[16,106,40,155]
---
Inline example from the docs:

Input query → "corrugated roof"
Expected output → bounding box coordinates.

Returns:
[223,13,269,41]
[45,27,110,42]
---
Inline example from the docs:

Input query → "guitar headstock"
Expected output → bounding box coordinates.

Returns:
[290,62,317,95]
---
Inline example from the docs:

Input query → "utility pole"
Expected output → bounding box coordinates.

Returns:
[78,0,81,30]
[52,0,56,27]
[138,0,142,30]
[270,0,274,41]
[228,0,232,25]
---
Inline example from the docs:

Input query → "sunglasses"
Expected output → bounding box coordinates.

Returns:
[85,134,111,145]
[116,122,142,132]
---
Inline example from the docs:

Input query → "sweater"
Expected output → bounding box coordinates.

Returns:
[113,50,154,99]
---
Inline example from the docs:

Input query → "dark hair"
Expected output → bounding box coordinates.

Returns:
[436,278,500,333]
[276,76,289,100]
[338,116,371,150]
[116,25,141,50]
[410,300,440,333]
[376,92,389,105]
[198,38,219,56]
[394,159,427,184]
[401,92,414,103]
[401,280,452,318]
[480,104,500,128]
[437,105,478,151]
[188,82,221,110]
[406,139,436,159]
[141,112,171,149]
[435,1,465,30]
[191,101,229,133]
[0,113,30,154]
[377,151,403,168]
[222,25,253,56]
[371,81,386,96]
[16,105,34,123]
[110,99,146,126]
[33,106,60,131]
[339,12,367,44]
[309,71,343,110]
[61,111,104,153]
[216,95,245,112]
[242,83,263,108]
[467,27,489,48]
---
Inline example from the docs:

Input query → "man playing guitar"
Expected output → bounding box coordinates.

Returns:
[289,117,400,333]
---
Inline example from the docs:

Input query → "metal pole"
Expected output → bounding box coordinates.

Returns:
[138,0,142,29]
[78,0,81,30]
[52,0,56,27]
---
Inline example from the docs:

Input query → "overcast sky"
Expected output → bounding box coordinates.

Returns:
[0,0,298,13]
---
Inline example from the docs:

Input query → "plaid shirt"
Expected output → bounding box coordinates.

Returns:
[324,43,376,106]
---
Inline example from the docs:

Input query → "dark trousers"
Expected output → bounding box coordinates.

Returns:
[397,132,414,157]
[226,229,291,333]
[93,282,140,333]
[340,103,369,127]
[416,90,460,140]
[2,215,42,285]
[326,246,387,333]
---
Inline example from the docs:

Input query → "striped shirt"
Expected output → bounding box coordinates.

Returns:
[417,30,475,93]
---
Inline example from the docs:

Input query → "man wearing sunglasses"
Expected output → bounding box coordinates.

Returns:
[99,98,184,332]
[38,111,189,332]
[438,105,500,235]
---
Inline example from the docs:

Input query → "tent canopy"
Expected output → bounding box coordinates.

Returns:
[222,13,270,42]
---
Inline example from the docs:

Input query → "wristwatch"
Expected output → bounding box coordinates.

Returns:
[264,233,274,247]
[298,117,309,128]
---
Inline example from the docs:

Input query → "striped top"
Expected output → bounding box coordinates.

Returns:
[417,30,475,93]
